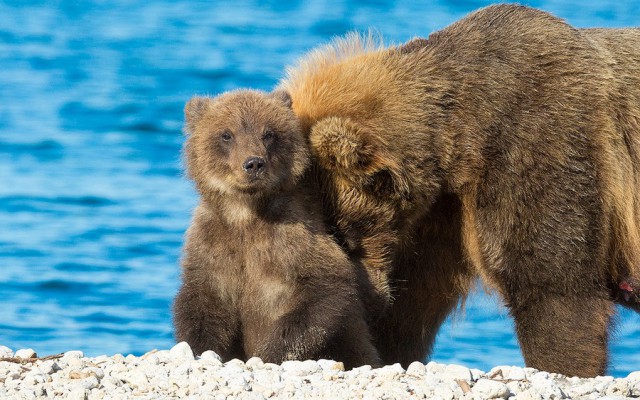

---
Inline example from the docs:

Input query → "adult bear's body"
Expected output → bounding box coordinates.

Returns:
[279,4,640,376]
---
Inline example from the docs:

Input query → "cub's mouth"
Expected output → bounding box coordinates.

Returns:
[231,172,275,195]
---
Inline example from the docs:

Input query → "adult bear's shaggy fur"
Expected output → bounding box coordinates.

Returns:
[278,4,640,376]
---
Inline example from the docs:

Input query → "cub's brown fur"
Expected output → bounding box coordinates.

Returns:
[173,90,381,369]
[279,4,640,376]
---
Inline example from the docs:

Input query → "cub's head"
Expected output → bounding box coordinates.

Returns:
[310,116,409,199]
[184,90,309,197]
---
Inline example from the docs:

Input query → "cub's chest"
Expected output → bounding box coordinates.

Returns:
[211,221,308,297]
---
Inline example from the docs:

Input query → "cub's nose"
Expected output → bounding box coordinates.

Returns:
[242,157,266,175]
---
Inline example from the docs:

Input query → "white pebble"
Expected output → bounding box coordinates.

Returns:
[39,360,60,375]
[506,380,529,395]
[317,359,344,372]
[246,356,264,369]
[84,366,105,380]
[514,387,544,400]
[199,350,222,362]
[169,342,194,362]
[15,348,37,359]
[0,345,13,358]
[80,376,100,390]
[153,350,172,364]
[443,364,472,381]
[627,371,640,381]
[376,363,405,378]
[472,378,511,399]
[143,354,160,365]
[125,354,138,363]
[508,366,527,381]
[433,385,455,400]
[406,361,426,376]
[471,368,485,381]
[489,365,510,378]
[281,359,320,376]
[124,369,149,388]
[170,363,192,377]
[61,350,84,362]
[426,361,445,374]
[67,387,87,400]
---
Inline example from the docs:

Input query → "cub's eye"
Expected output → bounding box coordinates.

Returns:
[262,129,275,142]
[221,131,232,142]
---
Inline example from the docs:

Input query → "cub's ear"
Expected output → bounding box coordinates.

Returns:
[269,90,293,109]
[184,96,209,135]
[310,116,384,174]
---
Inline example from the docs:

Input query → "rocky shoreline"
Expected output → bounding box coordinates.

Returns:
[1,343,638,399]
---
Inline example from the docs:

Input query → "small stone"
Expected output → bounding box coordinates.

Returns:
[444,364,472,381]
[407,361,426,376]
[514,387,544,400]
[627,371,640,381]
[317,359,344,372]
[352,364,372,375]
[246,356,264,369]
[605,379,632,397]
[506,380,529,395]
[124,370,149,388]
[507,367,527,381]
[472,378,510,399]
[144,354,160,365]
[0,345,13,357]
[169,342,194,361]
[433,386,455,400]
[281,359,320,376]
[67,388,87,400]
[61,350,84,362]
[426,361,445,374]
[66,357,84,370]
[15,348,37,359]
[263,362,282,371]
[170,363,192,377]
[200,350,223,362]
[470,368,485,381]
[80,376,100,390]
[84,366,105,380]
[530,371,550,382]
[154,350,171,363]
[631,379,640,397]
[529,373,565,399]
[489,366,510,378]
[376,363,405,379]
[567,382,597,397]
[224,358,246,375]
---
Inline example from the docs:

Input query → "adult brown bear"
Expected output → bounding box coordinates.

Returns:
[278,4,640,377]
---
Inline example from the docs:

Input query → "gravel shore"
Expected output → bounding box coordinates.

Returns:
[1,343,638,399]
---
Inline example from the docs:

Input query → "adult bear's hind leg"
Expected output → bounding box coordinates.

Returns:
[509,293,614,377]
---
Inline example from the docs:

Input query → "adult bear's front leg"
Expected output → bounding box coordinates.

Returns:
[373,194,474,366]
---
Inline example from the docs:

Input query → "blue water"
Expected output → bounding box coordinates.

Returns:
[1,0,639,377]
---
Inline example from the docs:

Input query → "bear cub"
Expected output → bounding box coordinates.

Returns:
[173,89,381,369]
